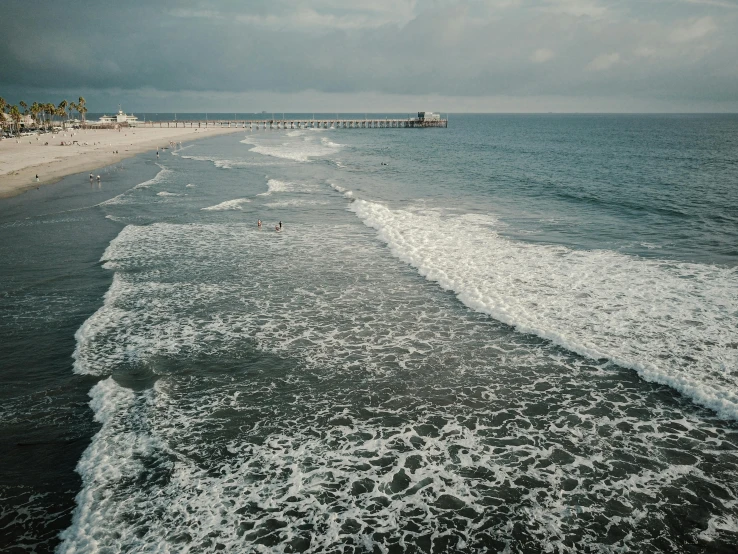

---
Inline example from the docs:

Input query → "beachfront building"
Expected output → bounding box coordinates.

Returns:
[98,109,140,127]
[1,113,35,132]
[417,111,441,122]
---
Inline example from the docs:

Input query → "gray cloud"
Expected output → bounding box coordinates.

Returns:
[1,0,737,111]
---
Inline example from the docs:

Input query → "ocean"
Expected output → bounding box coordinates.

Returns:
[1,114,737,553]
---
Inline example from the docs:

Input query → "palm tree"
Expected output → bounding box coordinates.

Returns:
[31,102,41,128]
[44,103,56,131]
[18,101,28,131]
[58,100,68,130]
[0,97,7,131]
[68,101,76,124]
[9,105,21,135]
[78,96,87,125]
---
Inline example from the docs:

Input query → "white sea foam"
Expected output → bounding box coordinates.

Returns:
[265,178,291,194]
[170,144,194,157]
[258,178,319,196]
[156,191,181,197]
[241,134,342,162]
[134,164,171,189]
[180,154,271,169]
[63,220,738,551]
[264,199,329,208]
[350,199,738,420]
[201,198,251,211]
[329,182,354,199]
[321,137,343,148]
[98,165,171,206]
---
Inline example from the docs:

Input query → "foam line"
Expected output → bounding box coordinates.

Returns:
[201,198,251,211]
[350,199,738,420]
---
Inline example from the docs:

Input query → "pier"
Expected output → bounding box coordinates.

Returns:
[130,116,447,130]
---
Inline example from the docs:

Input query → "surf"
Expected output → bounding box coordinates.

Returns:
[350,198,738,420]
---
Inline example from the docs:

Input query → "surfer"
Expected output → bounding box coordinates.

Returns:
[279,221,282,230]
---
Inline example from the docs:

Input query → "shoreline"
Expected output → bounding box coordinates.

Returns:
[0,126,243,199]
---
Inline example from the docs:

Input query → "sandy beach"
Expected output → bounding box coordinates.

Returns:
[0,126,242,198]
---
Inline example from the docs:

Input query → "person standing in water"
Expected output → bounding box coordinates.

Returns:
[279,221,282,230]
[257,219,262,228]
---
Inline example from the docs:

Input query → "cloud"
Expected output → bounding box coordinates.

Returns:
[530,48,555,63]
[0,0,737,111]
[586,52,621,71]
[539,0,608,18]
[669,16,718,42]
[677,0,738,8]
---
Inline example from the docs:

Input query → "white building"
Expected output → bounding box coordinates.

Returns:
[98,109,140,126]
[417,112,441,121]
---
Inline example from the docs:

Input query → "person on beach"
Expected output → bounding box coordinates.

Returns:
[36,174,39,182]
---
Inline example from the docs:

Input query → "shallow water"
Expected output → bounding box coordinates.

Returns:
[2,115,737,552]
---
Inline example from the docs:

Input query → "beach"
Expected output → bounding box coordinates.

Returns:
[0,126,241,198]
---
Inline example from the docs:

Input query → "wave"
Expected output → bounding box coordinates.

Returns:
[201,198,251,211]
[170,144,194,156]
[98,165,171,206]
[321,137,344,148]
[264,199,329,208]
[329,182,354,199]
[241,135,342,163]
[350,199,738,420]
[62,219,738,552]
[180,154,271,169]
[257,178,320,196]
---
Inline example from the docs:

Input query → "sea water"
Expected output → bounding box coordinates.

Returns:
[1,114,737,552]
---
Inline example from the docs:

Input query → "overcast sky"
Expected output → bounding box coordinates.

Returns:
[1,0,737,112]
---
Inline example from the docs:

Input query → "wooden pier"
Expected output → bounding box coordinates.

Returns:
[131,117,448,130]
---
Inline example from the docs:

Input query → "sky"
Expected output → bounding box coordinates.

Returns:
[1,0,737,113]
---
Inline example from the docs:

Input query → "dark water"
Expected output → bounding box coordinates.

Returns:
[1,115,737,553]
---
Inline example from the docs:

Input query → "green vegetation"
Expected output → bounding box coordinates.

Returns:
[0,96,87,134]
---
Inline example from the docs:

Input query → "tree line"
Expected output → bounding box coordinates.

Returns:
[0,97,88,134]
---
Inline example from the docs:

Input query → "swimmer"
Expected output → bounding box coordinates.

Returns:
[275,225,280,232]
